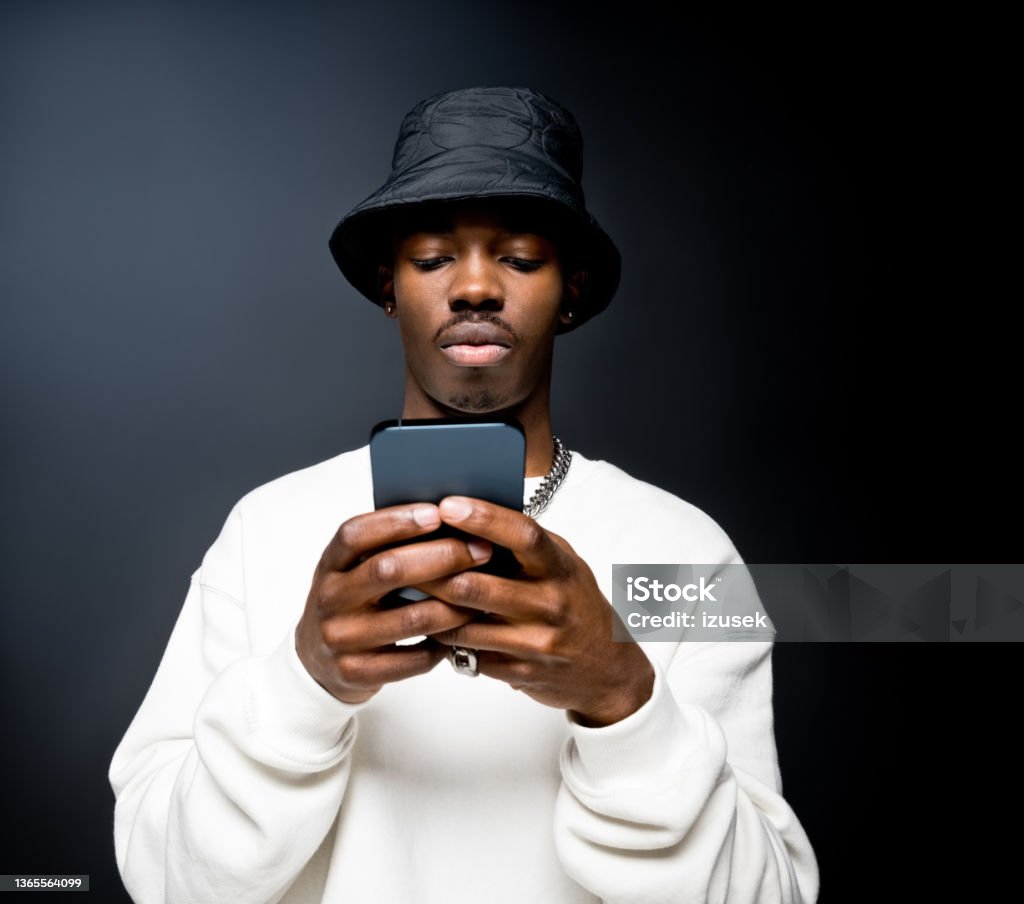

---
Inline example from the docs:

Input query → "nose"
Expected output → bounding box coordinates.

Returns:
[448,250,503,313]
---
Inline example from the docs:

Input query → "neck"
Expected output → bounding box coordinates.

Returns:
[514,405,556,478]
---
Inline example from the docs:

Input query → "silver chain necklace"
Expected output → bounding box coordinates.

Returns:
[523,435,572,518]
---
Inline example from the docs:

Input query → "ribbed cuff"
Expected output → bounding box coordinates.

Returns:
[564,660,705,791]
[238,631,365,769]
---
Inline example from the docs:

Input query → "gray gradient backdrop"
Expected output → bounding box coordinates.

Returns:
[1,2,1014,901]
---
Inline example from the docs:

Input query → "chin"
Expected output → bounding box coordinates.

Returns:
[443,389,514,413]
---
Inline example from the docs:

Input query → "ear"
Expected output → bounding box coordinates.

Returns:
[559,270,589,326]
[378,265,397,316]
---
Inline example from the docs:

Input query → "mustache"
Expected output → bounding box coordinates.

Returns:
[433,311,518,343]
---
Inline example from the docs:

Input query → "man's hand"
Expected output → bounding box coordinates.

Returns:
[417,497,655,728]
[295,503,492,705]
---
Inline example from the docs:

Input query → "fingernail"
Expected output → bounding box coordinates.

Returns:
[467,540,491,563]
[413,506,440,528]
[440,497,473,522]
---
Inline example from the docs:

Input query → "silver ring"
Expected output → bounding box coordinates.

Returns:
[449,646,479,678]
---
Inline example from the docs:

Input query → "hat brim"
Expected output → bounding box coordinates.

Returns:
[329,189,620,334]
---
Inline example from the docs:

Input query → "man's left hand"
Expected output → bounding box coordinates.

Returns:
[416,496,655,727]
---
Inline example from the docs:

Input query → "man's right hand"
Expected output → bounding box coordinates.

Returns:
[295,503,492,704]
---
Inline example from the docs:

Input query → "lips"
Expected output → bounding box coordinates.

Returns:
[438,322,513,367]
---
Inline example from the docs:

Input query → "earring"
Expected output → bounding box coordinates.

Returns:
[567,309,575,321]
[384,302,395,316]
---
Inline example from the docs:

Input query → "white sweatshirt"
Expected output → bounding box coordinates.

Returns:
[109,446,819,903]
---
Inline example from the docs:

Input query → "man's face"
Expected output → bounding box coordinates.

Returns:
[381,202,579,417]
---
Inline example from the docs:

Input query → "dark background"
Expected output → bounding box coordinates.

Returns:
[1,2,1014,901]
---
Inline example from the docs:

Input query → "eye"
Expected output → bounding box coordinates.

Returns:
[410,257,451,271]
[502,257,545,272]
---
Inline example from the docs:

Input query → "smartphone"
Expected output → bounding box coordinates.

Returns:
[369,417,526,606]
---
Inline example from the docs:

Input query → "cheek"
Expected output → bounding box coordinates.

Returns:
[393,278,442,346]
[397,321,435,368]
[522,283,565,339]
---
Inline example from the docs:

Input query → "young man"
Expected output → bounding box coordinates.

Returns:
[110,86,819,903]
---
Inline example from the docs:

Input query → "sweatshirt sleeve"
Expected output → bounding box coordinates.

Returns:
[554,639,819,904]
[108,505,364,904]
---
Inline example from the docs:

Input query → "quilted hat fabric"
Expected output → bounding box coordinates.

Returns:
[328,86,621,330]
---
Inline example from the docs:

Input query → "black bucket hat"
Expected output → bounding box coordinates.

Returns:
[328,86,621,331]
